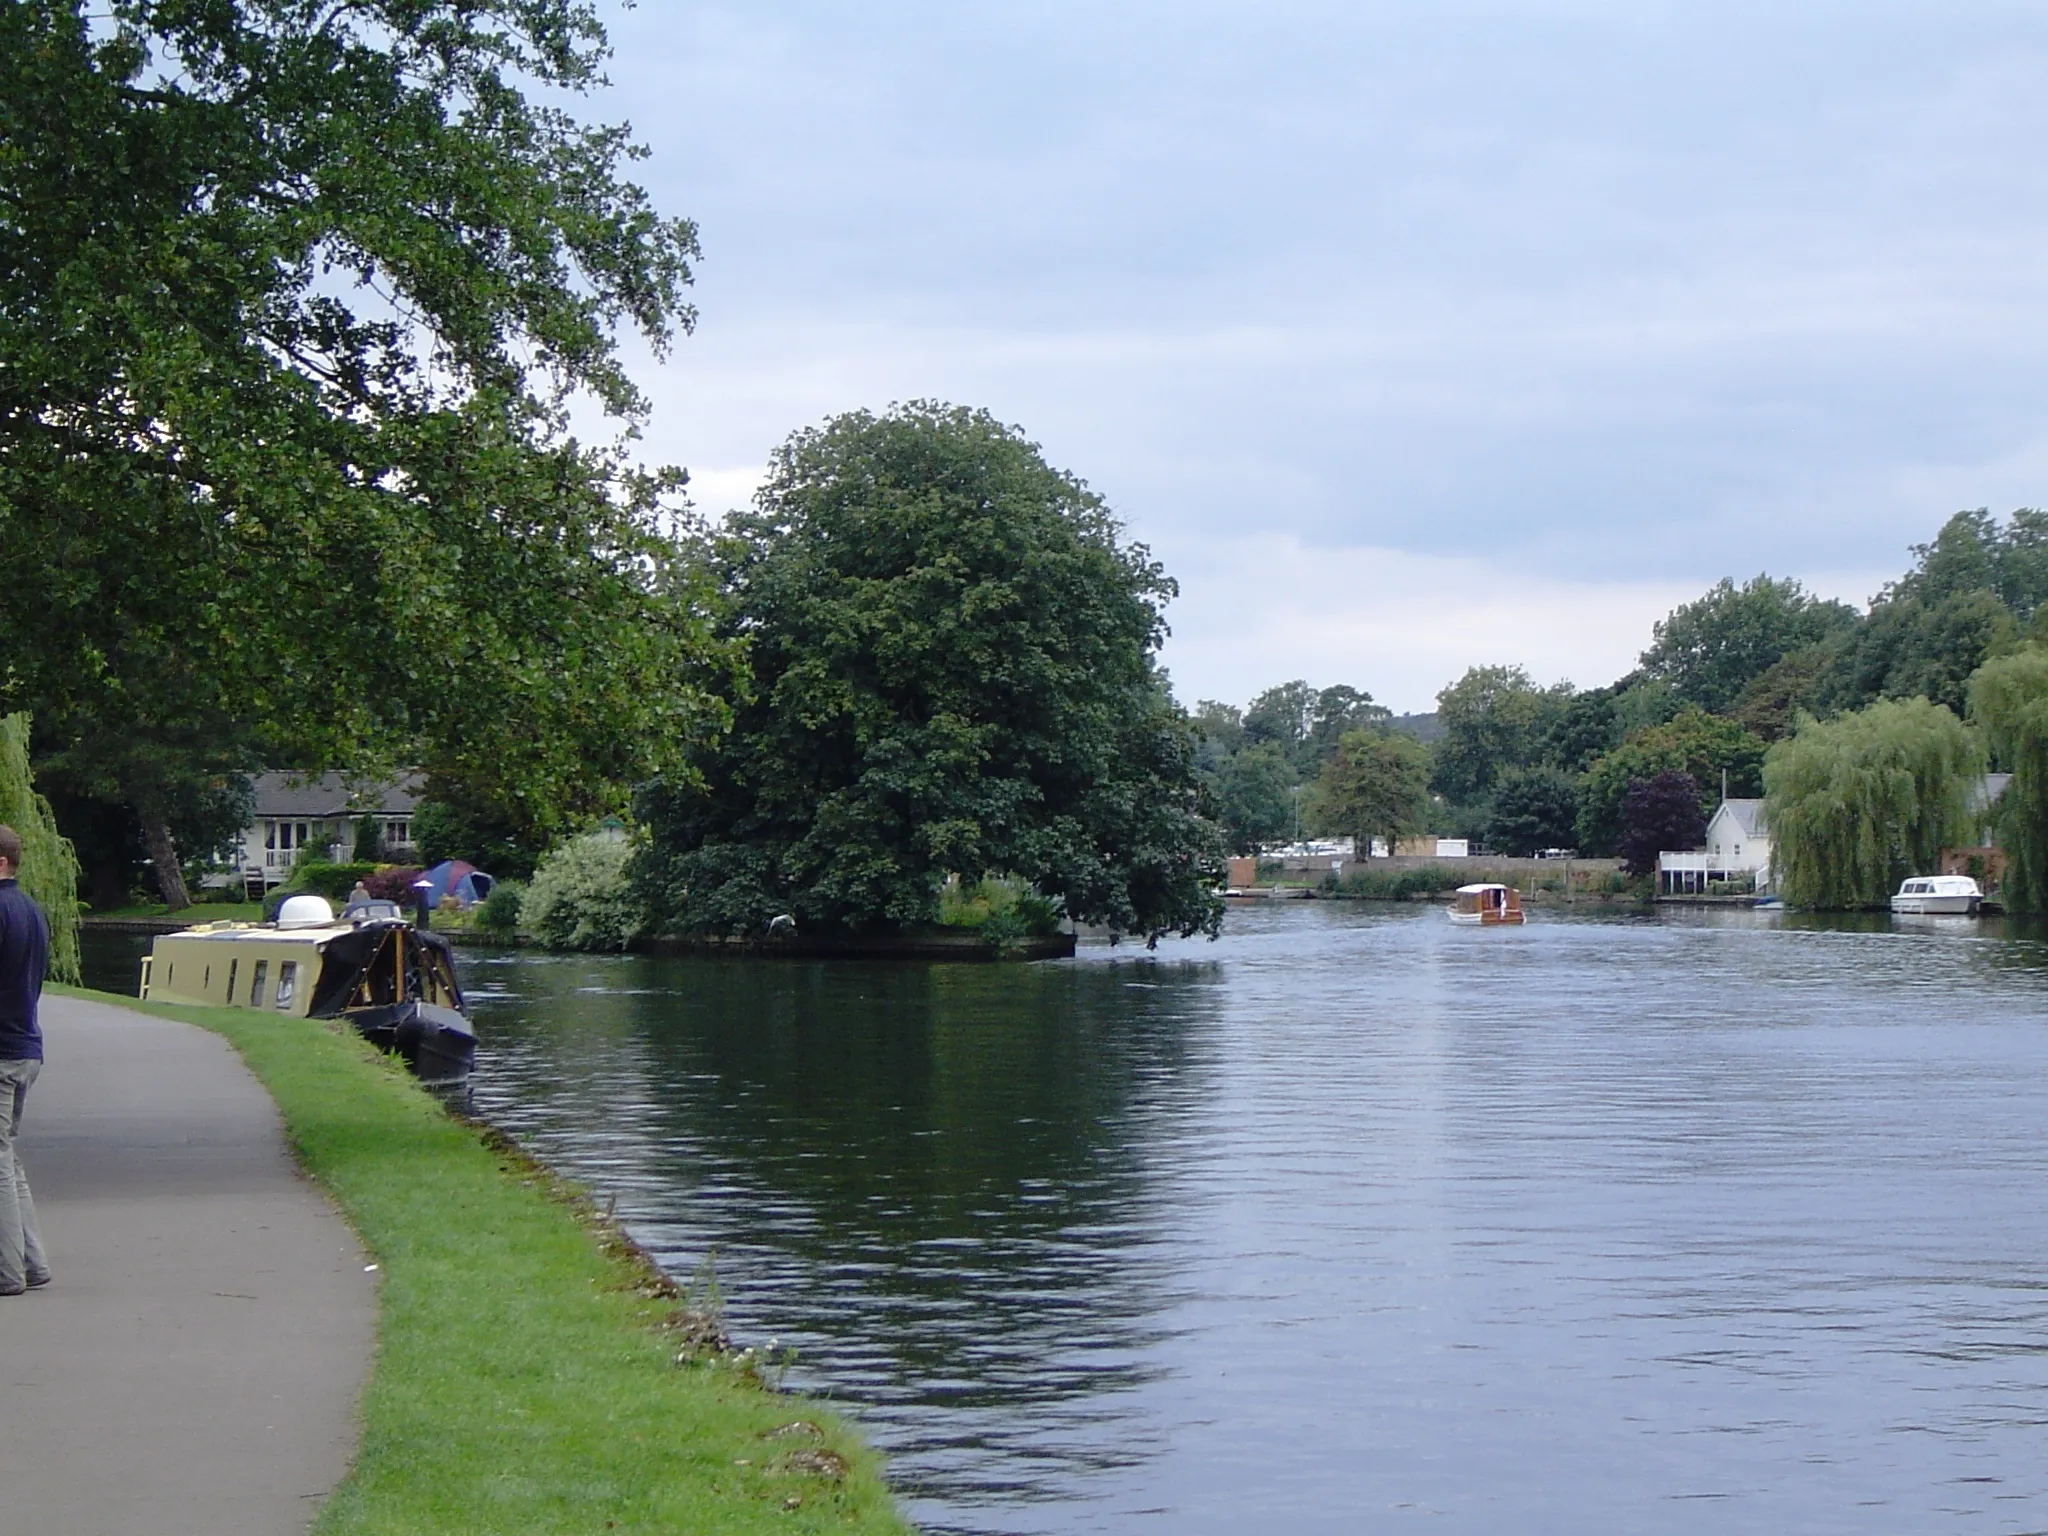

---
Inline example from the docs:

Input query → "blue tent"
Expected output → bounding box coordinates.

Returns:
[418,859,494,908]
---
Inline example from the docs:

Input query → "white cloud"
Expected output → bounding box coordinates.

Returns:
[1155,535,1891,714]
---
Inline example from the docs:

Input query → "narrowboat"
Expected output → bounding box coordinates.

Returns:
[140,895,476,1081]
[1889,875,1983,916]
[1448,883,1525,925]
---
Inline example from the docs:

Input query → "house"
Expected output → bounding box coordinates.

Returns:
[230,772,423,891]
[1658,798,1771,895]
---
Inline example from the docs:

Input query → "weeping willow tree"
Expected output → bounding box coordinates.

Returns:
[1968,645,2048,911]
[1763,697,1979,909]
[0,715,80,983]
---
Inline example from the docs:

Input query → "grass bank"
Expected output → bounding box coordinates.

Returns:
[69,985,909,1536]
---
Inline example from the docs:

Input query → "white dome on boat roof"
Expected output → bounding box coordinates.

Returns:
[277,894,335,928]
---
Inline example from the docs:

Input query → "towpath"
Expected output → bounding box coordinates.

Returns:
[0,994,373,1534]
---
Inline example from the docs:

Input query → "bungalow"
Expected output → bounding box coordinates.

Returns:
[1658,798,1770,895]
[230,771,422,892]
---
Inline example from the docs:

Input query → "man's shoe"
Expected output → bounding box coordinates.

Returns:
[0,1283,23,1297]
[25,1270,50,1289]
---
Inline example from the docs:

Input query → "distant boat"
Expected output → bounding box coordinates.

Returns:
[1889,875,1982,916]
[1448,883,1525,926]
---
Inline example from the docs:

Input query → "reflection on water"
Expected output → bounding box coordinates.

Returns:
[86,905,2048,1532]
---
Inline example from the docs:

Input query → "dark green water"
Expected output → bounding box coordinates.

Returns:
[82,905,2048,1531]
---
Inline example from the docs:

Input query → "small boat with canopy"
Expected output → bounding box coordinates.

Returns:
[1889,875,1983,916]
[1447,883,1525,926]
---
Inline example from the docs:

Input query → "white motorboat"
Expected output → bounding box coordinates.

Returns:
[1889,875,1982,916]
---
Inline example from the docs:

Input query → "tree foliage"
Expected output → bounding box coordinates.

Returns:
[1309,730,1429,854]
[1576,708,1765,856]
[1968,646,2048,912]
[1639,576,1858,714]
[1619,770,1706,878]
[1430,666,1571,803]
[1763,697,1978,909]
[1210,742,1297,855]
[635,404,1225,944]
[1488,766,1581,856]
[0,716,80,984]
[1,0,731,895]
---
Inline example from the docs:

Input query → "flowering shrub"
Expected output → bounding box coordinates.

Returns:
[524,834,642,951]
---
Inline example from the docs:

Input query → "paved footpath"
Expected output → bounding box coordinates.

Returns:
[0,995,374,1535]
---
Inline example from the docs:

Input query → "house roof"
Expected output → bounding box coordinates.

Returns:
[1713,798,1767,838]
[250,771,422,818]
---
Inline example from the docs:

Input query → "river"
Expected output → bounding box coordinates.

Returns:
[83,904,2048,1531]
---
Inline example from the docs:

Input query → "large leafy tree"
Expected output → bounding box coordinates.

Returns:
[1430,665,1571,804]
[1639,575,1859,714]
[1,0,729,904]
[1576,708,1765,855]
[635,404,1226,944]
[1968,646,2048,911]
[1211,742,1297,855]
[1308,729,1429,855]
[1763,697,1978,909]
[1488,766,1581,856]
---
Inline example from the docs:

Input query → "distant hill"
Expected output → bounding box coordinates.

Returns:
[1387,712,1443,743]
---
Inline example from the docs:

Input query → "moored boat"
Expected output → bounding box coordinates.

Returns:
[139,895,476,1081]
[1889,875,1982,916]
[1448,883,1525,925]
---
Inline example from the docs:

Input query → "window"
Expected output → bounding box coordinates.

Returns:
[249,960,268,1007]
[276,961,297,1009]
[226,959,239,1005]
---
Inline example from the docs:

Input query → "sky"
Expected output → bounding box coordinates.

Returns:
[581,1,2048,712]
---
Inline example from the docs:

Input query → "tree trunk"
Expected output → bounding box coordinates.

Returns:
[138,806,190,911]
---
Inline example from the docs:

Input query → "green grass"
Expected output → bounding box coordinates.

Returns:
[66,985,910,1536]
[87,900,266,922]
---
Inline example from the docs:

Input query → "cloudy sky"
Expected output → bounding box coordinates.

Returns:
[586,1,2048,712]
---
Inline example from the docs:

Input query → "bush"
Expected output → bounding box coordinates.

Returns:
[364,865,425,903]
[935,876,1062,945]
[525,834,642,952]
[478,880,524,934]
[287,860,380,902]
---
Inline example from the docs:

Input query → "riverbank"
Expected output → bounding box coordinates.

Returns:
[75,985,909,1536]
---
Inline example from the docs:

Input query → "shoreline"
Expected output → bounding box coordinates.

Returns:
[66,983,910,1535]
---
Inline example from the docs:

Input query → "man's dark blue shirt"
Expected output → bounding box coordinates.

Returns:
[0,877,49,1061]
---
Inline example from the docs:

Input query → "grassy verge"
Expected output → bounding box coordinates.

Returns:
[85,900,267,922]
[64,985,910,1536]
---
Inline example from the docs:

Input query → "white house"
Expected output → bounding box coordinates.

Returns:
[229,772,422,891]
[1659,798,1771,895]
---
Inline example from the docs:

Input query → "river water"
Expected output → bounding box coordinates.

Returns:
[84,905,2048,1530]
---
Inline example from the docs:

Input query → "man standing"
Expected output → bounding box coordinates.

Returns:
[0,824,50,1296]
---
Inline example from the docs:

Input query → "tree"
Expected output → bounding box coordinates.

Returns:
[1619,771,1707,878]
[635,404,1226,944]
[1302,686,1391,772]
[0,717,80,984]
[1576,708,1766,855]
[1543,687,1621,773]
[1309,730,1429,855]
[1,0,731,899]
[1729,643,1838,742]
[411,798,543,882]
[1891,508,2048,621]
[1431,666,1571,804]
[1763,697,1978,909]
[1488,767,1581,856]
[1967,646,2048,911]
[1212,743,1297,855]
[1639,575,1859,713]
[1827,588,2016,717]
